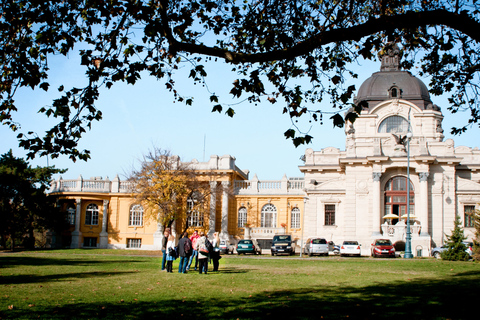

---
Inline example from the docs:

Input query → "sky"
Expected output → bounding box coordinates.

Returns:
[1,51,478,182]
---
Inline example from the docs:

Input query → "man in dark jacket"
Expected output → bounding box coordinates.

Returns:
[178,232,192,273]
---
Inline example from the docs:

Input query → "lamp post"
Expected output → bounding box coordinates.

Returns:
[300,196,308,257]
[404,128,413,258]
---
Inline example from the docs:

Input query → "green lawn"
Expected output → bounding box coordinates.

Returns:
[1,250,479,319]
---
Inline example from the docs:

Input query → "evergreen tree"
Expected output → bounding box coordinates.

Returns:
[441,215,470,261]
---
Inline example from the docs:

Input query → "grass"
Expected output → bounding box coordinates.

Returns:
[1,250,479,319]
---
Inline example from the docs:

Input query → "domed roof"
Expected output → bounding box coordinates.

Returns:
[354,44,433,110]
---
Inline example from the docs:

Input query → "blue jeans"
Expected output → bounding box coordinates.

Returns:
[161,249,167,270]
[187,250,198,270]
[178,256,189,273]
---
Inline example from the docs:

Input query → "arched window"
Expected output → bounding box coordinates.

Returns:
[67,206,75,225]
[85,204,99,225]
[384,176,414,224]
[129,204,144,226]
[378,116,409,133]
[261,204,277,228]
[187,193,203,227]
[238,207,247,227]
[291,207,300,229]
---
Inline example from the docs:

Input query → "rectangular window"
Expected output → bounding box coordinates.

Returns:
[291,208,301,229]
[83,237,97,247]
[127,239,142,248]
[465,205,475,228]
[325,204,335,226]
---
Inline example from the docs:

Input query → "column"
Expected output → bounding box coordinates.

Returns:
[419,172,430,237]
[71,198,82,248]
[208,181,217,237]
[99,200,109,248]
[220,181,230,239]
[372,172,382,237]
[153,212,164,250]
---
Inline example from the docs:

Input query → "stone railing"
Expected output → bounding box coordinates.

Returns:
[49,175,133,193]
[381,222,421,241]
[244,227,285,239]
[234,176,305,195]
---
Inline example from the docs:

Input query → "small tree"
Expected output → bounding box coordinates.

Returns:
[441,215,470,261]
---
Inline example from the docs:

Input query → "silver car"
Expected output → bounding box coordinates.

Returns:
[304,238,329,256]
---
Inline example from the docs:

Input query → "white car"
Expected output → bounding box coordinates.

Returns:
[340,240,361,257]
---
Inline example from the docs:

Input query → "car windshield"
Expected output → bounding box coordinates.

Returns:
[239,240,252,244]
[343,241,358,245]
[312,239,327,244]
[273,235,291,241]
[375,240,392,245]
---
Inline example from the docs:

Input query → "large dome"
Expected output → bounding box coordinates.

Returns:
[354,44,434,110]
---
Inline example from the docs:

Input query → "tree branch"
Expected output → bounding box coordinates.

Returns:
[171,9,479,63]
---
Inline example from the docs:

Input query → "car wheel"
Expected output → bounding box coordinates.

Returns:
[308,252,312,257]
[434,252,441,259]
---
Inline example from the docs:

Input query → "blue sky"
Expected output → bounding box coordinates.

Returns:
[1,53,478,181]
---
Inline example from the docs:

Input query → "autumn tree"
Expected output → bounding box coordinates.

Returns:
[0,150,66,251]
[1,1,480,161]
[127,148,215,233]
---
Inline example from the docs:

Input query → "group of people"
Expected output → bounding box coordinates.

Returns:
[161,229,221,274]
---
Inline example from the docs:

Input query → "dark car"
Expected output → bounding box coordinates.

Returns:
[236,239,261,255]
[371,239,395,258]
[271,234,296,256]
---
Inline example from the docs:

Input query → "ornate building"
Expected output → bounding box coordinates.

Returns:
[49,46,478,256]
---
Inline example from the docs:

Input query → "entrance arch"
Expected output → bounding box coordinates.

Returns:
[384,176,414,225]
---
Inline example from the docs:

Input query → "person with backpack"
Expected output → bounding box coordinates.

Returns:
[186,230,200,271]
[177,232,192,273]
[195,231,210,274]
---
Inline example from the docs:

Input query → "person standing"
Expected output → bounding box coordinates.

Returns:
[211,232,221,271]
[177,232,192,273]
[186,230,199,271]
[165,234,176,273]
[161,229,170,271]
[195,231,209,274]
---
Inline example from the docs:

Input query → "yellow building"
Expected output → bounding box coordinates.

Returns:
[49,155,306,250]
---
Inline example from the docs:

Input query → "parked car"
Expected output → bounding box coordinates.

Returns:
[236,239,261,255]
[219,240,234,254]
[329,241,340,255]
[371,239,395,258]
[304,238,329,256]
[340,241,362,257]
[431,241,473,259]
[271,234,296,255]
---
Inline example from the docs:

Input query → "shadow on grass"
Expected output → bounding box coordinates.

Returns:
[2,269,479,319]
[0,271,136,285]
[0,256,145,268]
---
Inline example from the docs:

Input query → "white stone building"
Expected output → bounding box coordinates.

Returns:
[300,45,478,256]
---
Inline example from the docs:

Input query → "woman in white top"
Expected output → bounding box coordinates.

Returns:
[165,234,176,273]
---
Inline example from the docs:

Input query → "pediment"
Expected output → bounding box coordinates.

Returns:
[456,177,480,192]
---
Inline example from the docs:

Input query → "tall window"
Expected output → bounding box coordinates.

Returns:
[384,176,414,224]
[325,204,335,226]
[187,194,203,227]
[238,207,247,227]
[85,204,99,225]
[291,207,301,229]
[67,206,75,225]
[261,204,277,228]
[465,205,475,228]
[378,115,409,133]
[129,204,144,226]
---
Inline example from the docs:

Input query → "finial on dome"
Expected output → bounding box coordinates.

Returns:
[378,43,402,71]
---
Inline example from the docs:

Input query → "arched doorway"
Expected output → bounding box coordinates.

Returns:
[384,176,414,225]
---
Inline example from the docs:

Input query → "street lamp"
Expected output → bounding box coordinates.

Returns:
[404,129,413,259]
[300,196,308,257]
